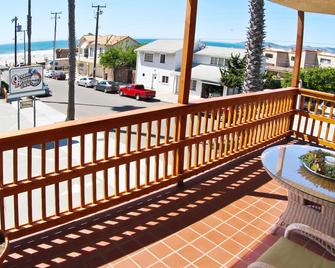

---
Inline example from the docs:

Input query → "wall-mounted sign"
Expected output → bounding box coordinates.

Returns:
[8,66,45,100]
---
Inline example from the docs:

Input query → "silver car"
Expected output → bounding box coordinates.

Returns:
[77,77,97,88]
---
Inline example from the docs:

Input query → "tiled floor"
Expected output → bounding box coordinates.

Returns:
[4,145,334,267]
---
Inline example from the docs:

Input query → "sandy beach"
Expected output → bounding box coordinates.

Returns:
[0,49,54,66]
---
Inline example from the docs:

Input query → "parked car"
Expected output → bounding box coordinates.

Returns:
[44,70,54,78]
[119,84,156,100]
[77,77,97,88]
[95,80,119,93]
[51,71,66,80]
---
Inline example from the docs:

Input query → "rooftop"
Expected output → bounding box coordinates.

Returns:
[195,46,245,58]
[135,39,185,54]
[79,34,134,47]
[175,64,222,84]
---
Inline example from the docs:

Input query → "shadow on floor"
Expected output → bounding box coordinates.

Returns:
[5,142,288,268]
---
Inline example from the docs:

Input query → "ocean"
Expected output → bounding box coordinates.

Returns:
[0,39,245,55]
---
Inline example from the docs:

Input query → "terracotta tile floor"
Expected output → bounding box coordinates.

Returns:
[4,145,334,267]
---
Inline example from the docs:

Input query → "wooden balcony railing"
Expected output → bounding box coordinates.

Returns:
[293,88,335,149]
[0,87,297,239]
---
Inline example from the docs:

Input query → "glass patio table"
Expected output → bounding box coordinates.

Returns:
[261,144,335,236]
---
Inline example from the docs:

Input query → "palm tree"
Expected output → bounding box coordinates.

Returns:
[243,0,265,93]
[27,0,32,65]
[66,0,76,121]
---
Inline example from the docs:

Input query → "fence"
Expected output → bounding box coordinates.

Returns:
[0,87,297,239]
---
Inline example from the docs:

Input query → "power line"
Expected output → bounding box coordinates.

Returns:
[92,3,106,78]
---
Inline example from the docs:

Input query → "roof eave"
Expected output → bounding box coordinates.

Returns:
[269,0,335,15]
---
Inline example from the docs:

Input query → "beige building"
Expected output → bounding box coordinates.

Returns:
[77,34,139,79]
[317,51,335,67]
[264,48,290,68]
[264,47,335,76]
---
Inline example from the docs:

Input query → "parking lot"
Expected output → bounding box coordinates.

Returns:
[41,78,166,119]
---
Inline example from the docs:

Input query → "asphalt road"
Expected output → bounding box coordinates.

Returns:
[40,78,165,119]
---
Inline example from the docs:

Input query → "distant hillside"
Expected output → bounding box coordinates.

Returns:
[136,39,335,54]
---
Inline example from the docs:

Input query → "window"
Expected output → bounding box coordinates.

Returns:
[162,76,169,84]
[320,58,331,64]
[84,49,89,58]
[211,57,218,65]
[218,58,225,66]
[160,54,166,64]
[265,53,274,59]
[144,53,153,62]
[211,57,225,66]
[89,47,94,57]
[191,80,196,91]
[135,85,145,89]
[291,56,295,61]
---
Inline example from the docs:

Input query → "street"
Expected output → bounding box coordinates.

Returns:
[41,78,165,119]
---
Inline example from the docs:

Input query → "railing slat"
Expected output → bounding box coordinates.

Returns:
[104,130,109,199]
[136,124,141,189]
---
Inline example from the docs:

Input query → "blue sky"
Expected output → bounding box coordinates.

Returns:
[0,0,334,47]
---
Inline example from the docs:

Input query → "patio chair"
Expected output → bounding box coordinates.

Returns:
[248,223,335,268]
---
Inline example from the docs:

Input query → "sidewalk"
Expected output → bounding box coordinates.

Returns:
[155,90,201,103]
[0,98,66,133]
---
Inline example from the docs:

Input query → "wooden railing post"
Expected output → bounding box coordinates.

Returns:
[176,0,198,186]
[290,11,304,134]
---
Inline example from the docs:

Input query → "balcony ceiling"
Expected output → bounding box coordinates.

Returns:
[269,0,335,15]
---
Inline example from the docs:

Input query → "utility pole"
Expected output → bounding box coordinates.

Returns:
[51,11,62,71]
[27,0,32,65]
[11,17,19,67]
[23,30,27,65]
[92,4,106,78]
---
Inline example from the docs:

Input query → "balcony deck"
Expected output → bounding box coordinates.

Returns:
[4,142,332,268]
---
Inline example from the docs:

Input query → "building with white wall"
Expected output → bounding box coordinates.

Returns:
[135,40,186,93]
[135,40,245,98]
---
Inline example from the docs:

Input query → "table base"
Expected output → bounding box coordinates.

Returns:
[274,190,335,237]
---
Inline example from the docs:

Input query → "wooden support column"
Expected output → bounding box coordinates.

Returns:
[291,11,304,88]
[176,0,198,186]
[178,0,198,104]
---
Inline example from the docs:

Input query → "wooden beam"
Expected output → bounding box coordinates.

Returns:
[178,0,198,104]
[176,0,198,185]
[291,11,304,88]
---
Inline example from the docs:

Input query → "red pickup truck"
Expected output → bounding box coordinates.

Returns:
[119,84,156,100]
